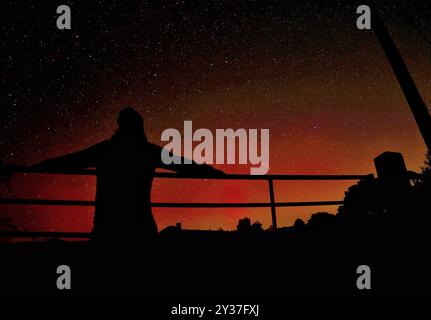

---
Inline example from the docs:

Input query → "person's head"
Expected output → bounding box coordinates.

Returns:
[117,107,145,135]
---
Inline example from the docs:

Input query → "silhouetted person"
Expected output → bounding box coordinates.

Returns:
[33,107,224,242]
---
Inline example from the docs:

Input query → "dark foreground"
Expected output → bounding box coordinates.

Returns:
[1,222,430,301]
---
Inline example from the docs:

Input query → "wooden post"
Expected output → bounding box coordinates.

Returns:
[374,151,411,215]
[268,179,277,230]
[374,151,410,191]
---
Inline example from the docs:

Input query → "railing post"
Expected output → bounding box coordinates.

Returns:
[268,178,277,231]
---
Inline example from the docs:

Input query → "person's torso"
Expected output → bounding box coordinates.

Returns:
[93,136,161,226]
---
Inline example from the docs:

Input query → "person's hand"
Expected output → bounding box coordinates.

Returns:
[31,160,52,170]
[31,162,44,169]
[0,162,17,183]
[3,164,18,171]
[203,165,225,176]
[211,167,225,176]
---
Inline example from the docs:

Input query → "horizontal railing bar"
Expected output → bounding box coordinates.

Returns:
[0,198,343,208]
[5,166,371,180]
[0,231,91,238]
[0,198,94,206]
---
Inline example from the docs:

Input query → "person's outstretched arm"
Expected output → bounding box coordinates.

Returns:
[154,145,224,176]
[32,142,105,169]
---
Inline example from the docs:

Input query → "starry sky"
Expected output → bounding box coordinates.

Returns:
[1,0,431,233]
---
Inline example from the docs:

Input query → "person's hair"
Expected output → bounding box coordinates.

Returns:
[116,107,147,140]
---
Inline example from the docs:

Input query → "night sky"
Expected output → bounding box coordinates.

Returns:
[1,0,431,233]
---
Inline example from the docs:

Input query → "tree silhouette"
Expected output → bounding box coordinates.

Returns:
[236,217,263,233]
[307,212,337,229]
[293,218,305,229]
[337,175,385,222]
[410,152,431,226]
[413,151,431,188]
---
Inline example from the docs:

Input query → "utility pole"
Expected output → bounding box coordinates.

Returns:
[372,6,431,152]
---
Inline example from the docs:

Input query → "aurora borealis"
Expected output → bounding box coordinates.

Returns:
[1,0,431,233]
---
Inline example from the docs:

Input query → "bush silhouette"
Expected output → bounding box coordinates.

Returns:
[337,175,385,222]
[236,217,263,233]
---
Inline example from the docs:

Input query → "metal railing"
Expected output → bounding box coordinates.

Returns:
[0,166,372,238]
